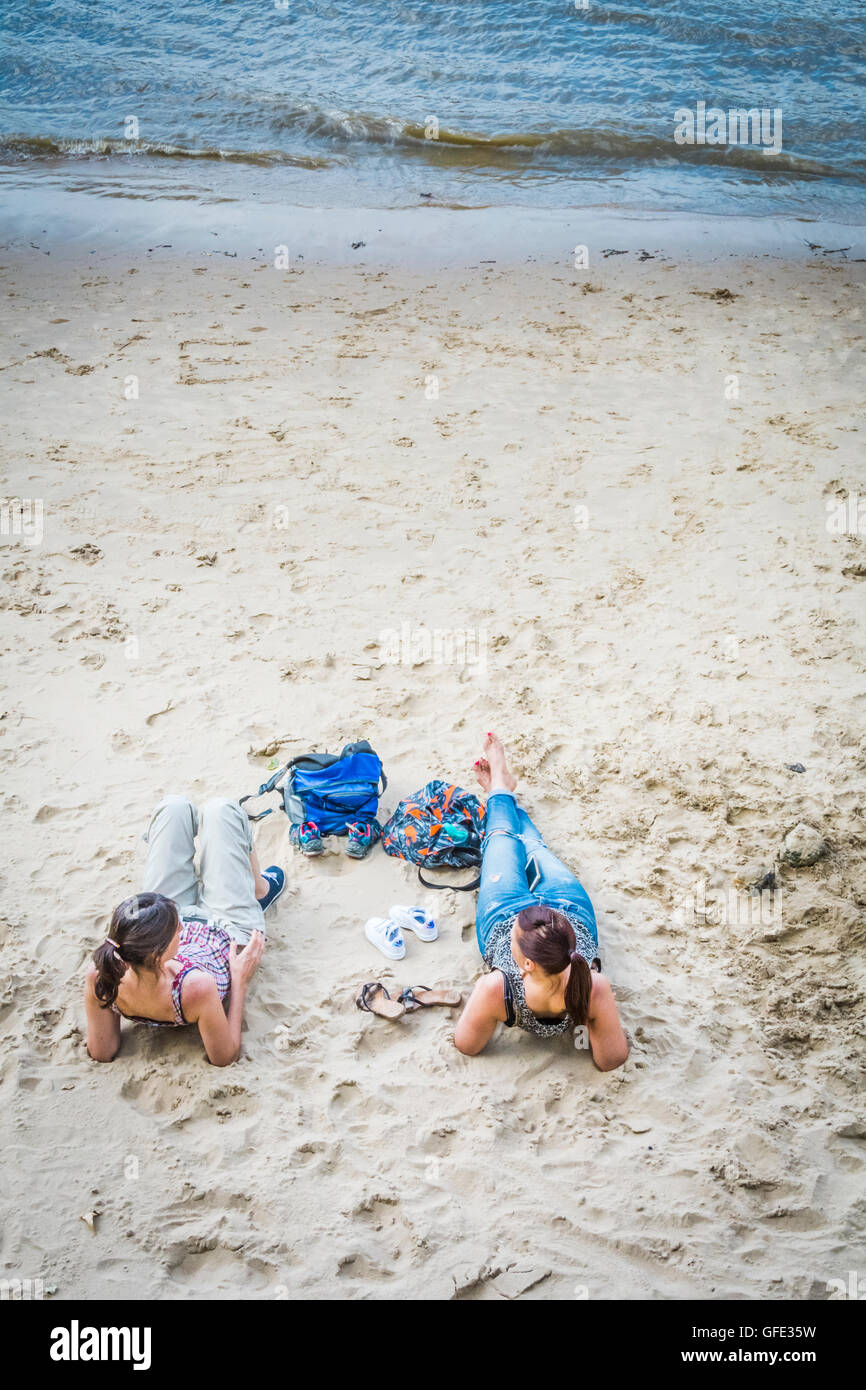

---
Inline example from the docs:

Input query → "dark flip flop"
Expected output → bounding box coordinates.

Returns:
[355,982,405,1020]
[398,985,462,1011]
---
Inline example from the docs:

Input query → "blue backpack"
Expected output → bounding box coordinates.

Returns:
[241,741,386,837]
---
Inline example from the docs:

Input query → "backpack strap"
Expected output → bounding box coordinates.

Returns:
[239,763,289,822]
[287,753,340,773]
[418,867,481,892]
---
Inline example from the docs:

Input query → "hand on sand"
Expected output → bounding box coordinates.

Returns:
[229,929,264,989]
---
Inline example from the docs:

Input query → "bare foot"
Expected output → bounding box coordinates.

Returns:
[482,731,517,792]
[474,757,492,792]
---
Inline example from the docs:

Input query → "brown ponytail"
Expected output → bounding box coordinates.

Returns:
[564,950,592,1030]
[92,893,178,1009]
[515,905,593,1028]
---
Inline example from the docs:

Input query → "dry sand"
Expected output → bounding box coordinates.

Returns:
[1,238,864,1299]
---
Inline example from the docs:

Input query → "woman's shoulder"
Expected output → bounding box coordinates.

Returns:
[472,968,508,1024]
[174,967,220,1023]
[478,968,506,1001]
[589,971,614,1005]
[175,966,219,1000]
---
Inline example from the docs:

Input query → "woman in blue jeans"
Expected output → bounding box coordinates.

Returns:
[454,734,628,1070]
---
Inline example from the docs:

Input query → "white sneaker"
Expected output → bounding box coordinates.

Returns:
[364,916,406,960]
[389,905,438,943]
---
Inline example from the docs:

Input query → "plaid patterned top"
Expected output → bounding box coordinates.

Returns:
[113,919,232,1028]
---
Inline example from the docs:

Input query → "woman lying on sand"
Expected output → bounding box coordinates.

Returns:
[454,735,629,1070]
[85,796,283,1066]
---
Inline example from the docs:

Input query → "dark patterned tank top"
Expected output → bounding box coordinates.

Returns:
[483,911,599,1038]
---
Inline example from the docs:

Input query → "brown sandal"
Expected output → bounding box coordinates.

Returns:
[355,982,405,1020]
[398,985,462,1011]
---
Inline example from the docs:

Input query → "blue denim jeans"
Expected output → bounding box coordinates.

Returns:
[475,791,597,954]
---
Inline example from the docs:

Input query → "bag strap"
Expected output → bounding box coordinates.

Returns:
[418,867,481,893]
[239,762,289,822]
[286,753,340,773]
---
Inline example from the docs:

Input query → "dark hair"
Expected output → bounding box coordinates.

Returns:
[92,893,178,1009]
[514,905,592,1028]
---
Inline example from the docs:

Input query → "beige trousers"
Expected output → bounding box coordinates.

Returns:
[141,795,265,944]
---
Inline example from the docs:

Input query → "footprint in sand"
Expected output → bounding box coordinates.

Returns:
[167,1242,278,1294]
[292,1137,341,1174]
[172,1085,261,1138]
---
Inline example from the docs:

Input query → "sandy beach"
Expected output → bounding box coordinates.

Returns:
[1,230,864,1300]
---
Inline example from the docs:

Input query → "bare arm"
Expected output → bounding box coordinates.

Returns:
[182,930,264,1067]
[84,964,121,1062]
[182,973,245,1067]
[453,971,508,1055]
[587,973,629,1071]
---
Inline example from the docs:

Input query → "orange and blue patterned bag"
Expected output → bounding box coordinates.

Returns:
[381,779,486,890]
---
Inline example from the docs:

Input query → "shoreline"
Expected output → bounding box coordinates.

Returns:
[2,183,865,268]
